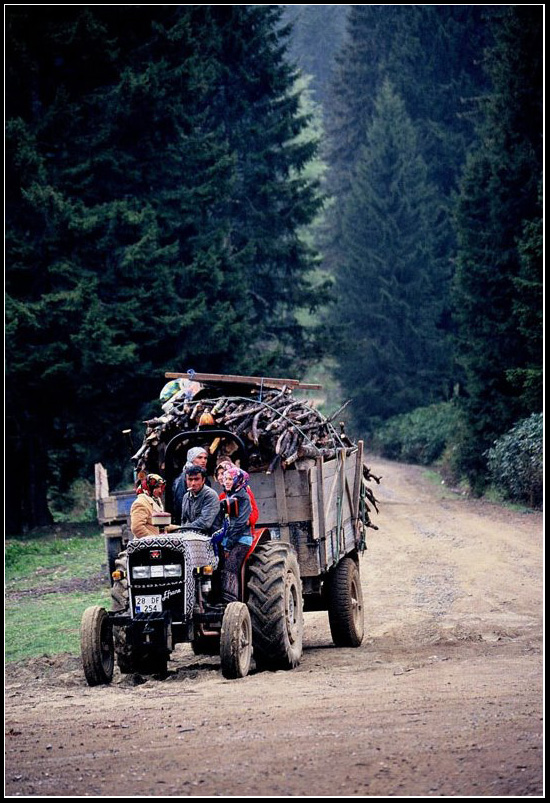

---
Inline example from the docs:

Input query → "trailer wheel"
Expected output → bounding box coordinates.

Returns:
[327,555,364,647]
[81,606,114,686]
[220,602,253,679]
[247,542,303,670]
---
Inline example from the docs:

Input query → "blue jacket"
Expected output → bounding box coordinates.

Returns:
[223,487,253,549]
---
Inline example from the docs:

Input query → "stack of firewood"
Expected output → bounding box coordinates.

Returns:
[131,378,381,524]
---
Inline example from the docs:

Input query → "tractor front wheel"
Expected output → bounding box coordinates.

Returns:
[220,602,253,679]
[81,606,114,686]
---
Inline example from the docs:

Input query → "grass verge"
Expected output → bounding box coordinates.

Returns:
[5,529,111,663]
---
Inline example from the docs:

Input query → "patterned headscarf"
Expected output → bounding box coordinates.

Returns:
[216,459,234,477]
[222,466,250,494]
[136,473,166,496]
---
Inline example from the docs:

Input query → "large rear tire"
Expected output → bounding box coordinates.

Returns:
[81,606,114,686]
[247,541,303,670]
[220,602,253,679]
[327,555,364,647]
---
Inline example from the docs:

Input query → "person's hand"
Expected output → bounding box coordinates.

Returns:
[210,520,228,554]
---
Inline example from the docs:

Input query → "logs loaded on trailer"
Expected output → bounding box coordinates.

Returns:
[132,371,381,532]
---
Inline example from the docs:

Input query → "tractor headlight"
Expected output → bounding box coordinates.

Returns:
[164,564,182,578]
[131,564,182,579]
[132,566,151,580]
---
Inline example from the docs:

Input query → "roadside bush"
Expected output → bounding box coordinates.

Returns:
[372,402,461,466]
[48,478,96,523]
[486,413,543,508]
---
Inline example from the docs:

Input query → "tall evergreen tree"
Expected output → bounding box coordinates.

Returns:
[333,80,450,433]
[321,7,496,422]
[5,6,325,531]
[451,6,543,491]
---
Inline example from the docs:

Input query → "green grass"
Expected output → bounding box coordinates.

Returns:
[5,590,111,663]
[5,529,112,662]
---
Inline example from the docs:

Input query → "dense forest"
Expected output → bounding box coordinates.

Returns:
[5,5,543,531]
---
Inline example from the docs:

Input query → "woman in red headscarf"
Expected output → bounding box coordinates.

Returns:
[216,466,254,604]
[215,460,259,531]
[130,473,173,538]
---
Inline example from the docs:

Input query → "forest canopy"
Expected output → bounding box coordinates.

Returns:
[5,5,543,529]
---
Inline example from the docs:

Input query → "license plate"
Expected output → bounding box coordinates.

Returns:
[134,594,162,613]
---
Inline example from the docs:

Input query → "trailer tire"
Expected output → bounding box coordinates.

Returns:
[327,555,364,647]
[81,606,114,686]
[220,602,253,679]
[247,542,303,670]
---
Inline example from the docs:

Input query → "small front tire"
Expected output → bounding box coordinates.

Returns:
[220,602,253,679]
[81,606,114,686]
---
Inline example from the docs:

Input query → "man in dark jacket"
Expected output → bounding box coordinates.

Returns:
[172,446,209,524]
[180,465,221,533]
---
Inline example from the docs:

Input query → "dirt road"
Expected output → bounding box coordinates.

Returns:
[5,459,543,797]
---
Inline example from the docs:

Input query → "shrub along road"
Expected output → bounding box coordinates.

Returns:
[5,459,543,797]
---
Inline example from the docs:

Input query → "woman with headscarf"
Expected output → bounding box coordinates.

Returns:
[217,466,253,604]
[215,459,259,532]
[130,473,176,538]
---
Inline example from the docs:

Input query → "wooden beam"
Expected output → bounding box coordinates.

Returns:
[164,371,322,391]
[316,457,327,570]
[274,467,290,542]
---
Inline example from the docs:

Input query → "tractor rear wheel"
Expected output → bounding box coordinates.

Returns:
[247,541,303,670]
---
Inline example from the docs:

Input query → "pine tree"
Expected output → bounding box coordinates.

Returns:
[5,6,325,531]
[334,80,450,433]
[451,6,543,491]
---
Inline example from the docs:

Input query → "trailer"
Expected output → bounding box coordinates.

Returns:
[94,463,134,582]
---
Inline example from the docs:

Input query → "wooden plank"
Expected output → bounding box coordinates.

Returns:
[249,471,309,500]
[94,463,110,500]
[338,448,346,557]
[274,467,290,541]
[165,371,322,391]
[254,495,311,524]
[316,458,327,568]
